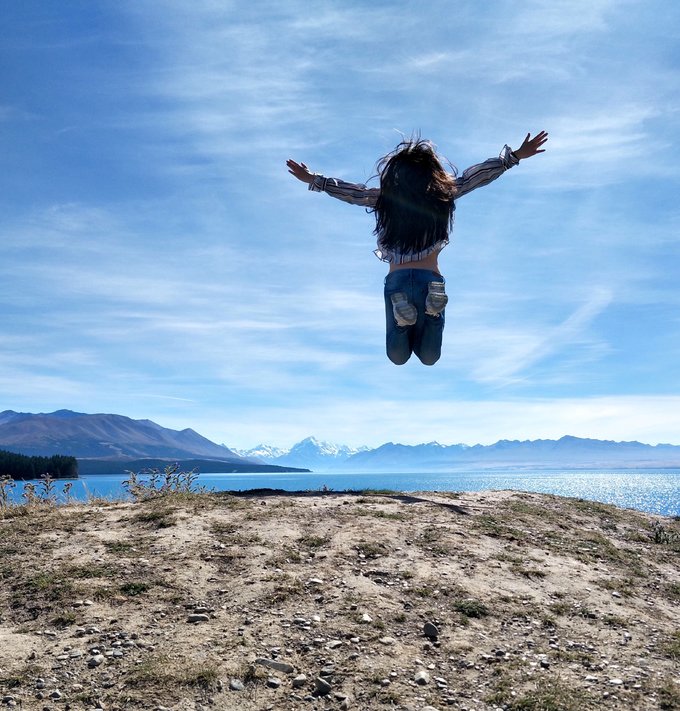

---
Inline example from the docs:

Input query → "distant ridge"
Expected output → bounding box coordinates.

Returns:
[0,410,248,462]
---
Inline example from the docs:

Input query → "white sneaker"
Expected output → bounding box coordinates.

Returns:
[390,292,417,326]
[425,282,448,317]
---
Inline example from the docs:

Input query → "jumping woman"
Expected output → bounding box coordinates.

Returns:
[287,131,547,366]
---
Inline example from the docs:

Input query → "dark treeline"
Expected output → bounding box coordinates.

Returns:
[0,450,78,481]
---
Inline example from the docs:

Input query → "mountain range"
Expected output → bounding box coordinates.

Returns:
[2,410,680,471]
[237,435,680,470]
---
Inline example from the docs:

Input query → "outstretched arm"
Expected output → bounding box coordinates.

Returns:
[455,130,548,198]
[286,158,380,207]
[513,130,548,160]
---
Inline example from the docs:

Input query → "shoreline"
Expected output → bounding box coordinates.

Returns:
[4,470,680,518]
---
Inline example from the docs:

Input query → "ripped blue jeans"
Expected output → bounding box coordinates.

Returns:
[383,269,445,366]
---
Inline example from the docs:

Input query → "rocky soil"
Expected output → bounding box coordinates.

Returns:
[1,489,679,710]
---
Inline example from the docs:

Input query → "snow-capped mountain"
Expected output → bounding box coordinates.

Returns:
[235,437,369,469]
[231,443,289,463]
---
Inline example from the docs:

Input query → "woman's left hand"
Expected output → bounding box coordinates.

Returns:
[287,159,314,184]
[514,131,549,160]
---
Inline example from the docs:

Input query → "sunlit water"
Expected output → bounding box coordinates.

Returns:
[5,469,679,517]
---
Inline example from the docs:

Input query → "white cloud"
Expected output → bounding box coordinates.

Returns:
[172,394,680,449]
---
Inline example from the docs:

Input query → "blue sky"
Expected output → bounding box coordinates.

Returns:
[2,0,680,448]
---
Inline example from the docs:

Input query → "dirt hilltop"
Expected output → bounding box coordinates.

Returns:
[1,489,679,710]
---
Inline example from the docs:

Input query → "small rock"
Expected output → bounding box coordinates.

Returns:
[88,655,105,668]
[327,640,343,649]
[255,658,295,674]
[379,636,396,645]
[315,677,332,696]
[229,679,244,691]
[609,678,624,685]
[266,677,281,688]
[415,670,430,685]
[361,613,372,623]
[49,690,63,700]
[292,674,307,689]
[187,614,210,624]
[423,622,439,639]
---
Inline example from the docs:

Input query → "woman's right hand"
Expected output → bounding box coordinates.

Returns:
[513,131,548,160]
[286,159,314,184]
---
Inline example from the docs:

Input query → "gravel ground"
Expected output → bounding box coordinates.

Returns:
[1,489,679,710]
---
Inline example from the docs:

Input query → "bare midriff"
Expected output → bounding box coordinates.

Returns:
[388,250,441,275]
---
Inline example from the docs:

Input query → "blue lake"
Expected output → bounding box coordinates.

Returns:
[5,469,680,517]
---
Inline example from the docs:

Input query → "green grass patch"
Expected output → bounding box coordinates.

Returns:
[103,540,137,554]
[131,507,177,528]
[21,572,74,600]
[475,514,526,542]
[119,581,152,596]
[453,598,489,619]
[297,534,330,549]
[658,678,680,710]
[355,541,388,558]
[488,676,592,710]
[510,563,547,579]
[64,563,119,579]
[50,612,78,628]
[663,631,680,660]
[595,576,637,598]
[125,654,220,690]
[665,582,680,602]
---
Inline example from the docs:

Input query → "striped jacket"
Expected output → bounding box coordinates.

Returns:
[308,145,520,264]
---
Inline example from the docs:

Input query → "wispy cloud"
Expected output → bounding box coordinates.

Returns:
[464,288,613,385]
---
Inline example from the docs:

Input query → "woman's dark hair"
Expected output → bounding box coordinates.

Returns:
[373,137,457,255]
